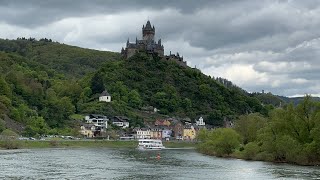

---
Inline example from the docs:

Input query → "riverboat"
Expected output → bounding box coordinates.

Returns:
[137,139,165,150]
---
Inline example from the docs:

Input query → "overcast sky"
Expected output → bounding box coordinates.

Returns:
[1,0,319,97]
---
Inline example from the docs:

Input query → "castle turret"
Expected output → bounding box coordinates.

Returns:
[142,20,155,41]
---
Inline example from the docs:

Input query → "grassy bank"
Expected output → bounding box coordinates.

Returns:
[0,140,197,149]
[163,141,197,148]
[0,140,137,149]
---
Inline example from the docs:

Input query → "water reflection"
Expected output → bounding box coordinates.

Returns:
[0,148,319,179]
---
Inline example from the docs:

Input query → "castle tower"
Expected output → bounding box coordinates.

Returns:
[142,20,155,41]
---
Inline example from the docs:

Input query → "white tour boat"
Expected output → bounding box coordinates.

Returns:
[137,139,166,150]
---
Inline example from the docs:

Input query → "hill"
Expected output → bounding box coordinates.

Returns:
[0,38,119,135]
[0,38,268,136]
[79,53,268,125]
[0,38,120,78]
[278,95,320,105]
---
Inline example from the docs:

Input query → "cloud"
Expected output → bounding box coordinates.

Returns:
[0,0,320,97]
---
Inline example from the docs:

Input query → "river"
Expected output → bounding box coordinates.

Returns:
[0,148,319,179]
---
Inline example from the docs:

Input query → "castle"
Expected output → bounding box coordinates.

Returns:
[121,20,187,67]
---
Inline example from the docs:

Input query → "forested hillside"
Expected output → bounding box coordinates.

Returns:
[81,53,268,125]
[0,38,268,136]
[0,38,120,77]
[0,38,119,136]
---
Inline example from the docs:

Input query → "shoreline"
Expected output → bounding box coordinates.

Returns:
[197,148,320,167]
[0,140,197,149]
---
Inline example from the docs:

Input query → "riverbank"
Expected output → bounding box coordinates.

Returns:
[0,140,197,149]
[196,146,320,166]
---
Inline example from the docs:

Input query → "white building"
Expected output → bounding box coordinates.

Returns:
[85,114,109,130]
[196,117,205,126]
[136,128,151,139]
[111,116,130,129]
[99,90,111,102]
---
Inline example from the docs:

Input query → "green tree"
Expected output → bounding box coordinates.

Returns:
[181,98,192,111]
[198,128,241,156]
[0,76,11,97]
[23,116,49,137]
[207,110,224,127]
[128,90,142,108]
[234,113,267,144]
[42,97,75,128]
[91,72,105,94]
[0,119,6,133]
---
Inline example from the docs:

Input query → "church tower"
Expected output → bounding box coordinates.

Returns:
[142,20,155,41]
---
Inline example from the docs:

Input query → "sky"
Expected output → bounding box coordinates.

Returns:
[0,0,319,97]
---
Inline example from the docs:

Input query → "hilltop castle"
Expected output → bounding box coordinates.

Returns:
[121,20,187,67]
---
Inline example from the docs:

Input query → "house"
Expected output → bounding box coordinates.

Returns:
[110,116,130,129]
[154,119,171,126]
[196,117,205,126]
[99,90,111,102]
[162,128,172,140]
[183,125,196,140]
[80,123,96,138]
[150,127,162,139]
[80,114,109,137]
[85,114,108,130]
[135,128,151,139]
[172,120,183,140]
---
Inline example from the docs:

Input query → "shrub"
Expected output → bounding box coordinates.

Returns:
[0,139,21,149]
[242,142,260,160]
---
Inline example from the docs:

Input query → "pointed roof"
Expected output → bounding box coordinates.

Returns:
[100,90,110,96]
[143,20,154,30]
[146,20,152,28]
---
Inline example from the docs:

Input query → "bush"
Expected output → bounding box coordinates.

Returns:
[197,128,241,157]
[242,142,260,160]
[0,139,21,149]
[1,129,18,138]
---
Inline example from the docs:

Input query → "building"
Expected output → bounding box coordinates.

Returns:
[150,127,162,139]
[121,20,163,58]
[196,117,205,126]
[80,114,109,137]
[85,114,109,130]
[121,20,187,67]
[99,90,111,102]
[110,116,130,129]
[172,120,183,140]
[154,119,171,126]
[183,125,196,140]
[80,124,95,138]
[162,129,172,140]
[135,128,151,139]
[164,51,186,67]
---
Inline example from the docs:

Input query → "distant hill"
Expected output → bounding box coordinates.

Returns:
[251,92,285,107]
[278,96,320,105]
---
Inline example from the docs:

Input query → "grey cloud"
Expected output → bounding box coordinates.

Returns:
[1,0,320,96]
[0,0,216,27]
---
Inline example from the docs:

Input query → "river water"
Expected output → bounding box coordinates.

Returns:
[0,148,319,179]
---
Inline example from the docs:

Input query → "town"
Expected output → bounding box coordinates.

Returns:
[79,90,233,141]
